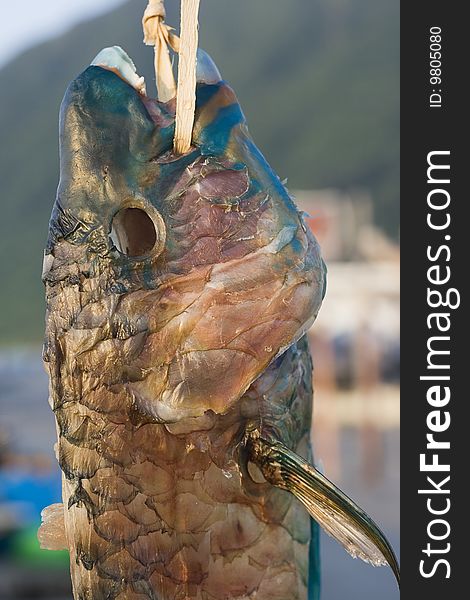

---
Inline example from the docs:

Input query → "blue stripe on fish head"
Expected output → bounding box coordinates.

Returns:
[197,102,245,156]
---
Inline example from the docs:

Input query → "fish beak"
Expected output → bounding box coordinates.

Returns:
[91,46,147,95]
[90,45,223,97]
[196,49,222,84]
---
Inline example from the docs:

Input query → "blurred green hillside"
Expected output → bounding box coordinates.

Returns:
[0,0,398,343]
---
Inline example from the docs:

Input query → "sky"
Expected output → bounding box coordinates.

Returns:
[0,0,125,68]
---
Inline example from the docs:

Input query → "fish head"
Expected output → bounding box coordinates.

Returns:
[43,47,326,423]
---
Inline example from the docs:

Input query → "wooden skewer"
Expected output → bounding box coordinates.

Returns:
[173,0,201,154]
[143,0,201,154]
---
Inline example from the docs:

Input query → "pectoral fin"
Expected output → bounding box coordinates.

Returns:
[38,503,68,551]
[247,433,400,587]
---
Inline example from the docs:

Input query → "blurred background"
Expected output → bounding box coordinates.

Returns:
[0,0,399,598]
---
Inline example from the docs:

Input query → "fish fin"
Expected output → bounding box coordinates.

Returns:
[38,502,68,551]
[247,434,400,587]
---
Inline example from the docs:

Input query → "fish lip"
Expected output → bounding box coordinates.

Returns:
[89,46,177,126]
[196,49,222,84]
[90,45,224,99]
[91,46,147,96]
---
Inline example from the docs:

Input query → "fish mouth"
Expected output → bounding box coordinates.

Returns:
[91,45,223,101]
[91,46,147,96]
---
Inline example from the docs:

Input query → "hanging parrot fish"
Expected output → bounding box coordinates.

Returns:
[39,46,399,599]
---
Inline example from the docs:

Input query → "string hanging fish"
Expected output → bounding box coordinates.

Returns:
[39,46,399,599]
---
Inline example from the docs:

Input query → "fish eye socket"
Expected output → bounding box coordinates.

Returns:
[110,206,164,258]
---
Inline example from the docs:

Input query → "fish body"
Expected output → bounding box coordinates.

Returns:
[41,52,324,600]
[40,48,398,600]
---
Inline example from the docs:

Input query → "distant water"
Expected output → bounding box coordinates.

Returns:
[0,348,54,456]
[320,426,399,599]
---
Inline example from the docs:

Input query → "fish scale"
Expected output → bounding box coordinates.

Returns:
[52,327,313,598]
[40,47,398,600]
